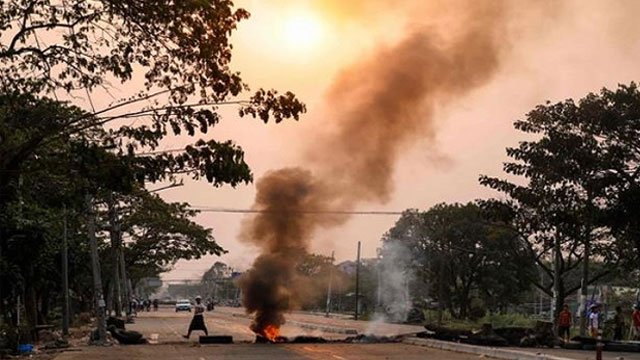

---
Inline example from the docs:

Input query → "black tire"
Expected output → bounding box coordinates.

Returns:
[109,327,144,345]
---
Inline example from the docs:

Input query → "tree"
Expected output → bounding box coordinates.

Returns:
[382,203,535,320]
[121,190,222,287]
[0,0,306,208]
[0,93,251,328]
[296,253,333,278]
[479,84,640,325]
[0,0,306,333]
[0,0,304,122]
[202,261,232,282]
[200,261,238,304]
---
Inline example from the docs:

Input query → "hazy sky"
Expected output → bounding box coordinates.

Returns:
[154,0,640,281]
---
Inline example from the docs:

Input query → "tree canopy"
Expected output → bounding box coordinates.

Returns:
[0,0,306,336]
[382,203,535,319]
[479,83,640,320]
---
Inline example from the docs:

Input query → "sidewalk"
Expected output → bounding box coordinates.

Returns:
[405,336,640,360]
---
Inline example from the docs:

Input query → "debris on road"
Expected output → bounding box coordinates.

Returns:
[107,325,147,345]
[198,336,233,344]
[423,321,558,348]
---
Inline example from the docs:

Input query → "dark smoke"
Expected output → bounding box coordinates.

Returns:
[238,2,506,335]
[236,168,341,333]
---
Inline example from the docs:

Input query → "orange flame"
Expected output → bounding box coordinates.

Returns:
[260,324,280,342]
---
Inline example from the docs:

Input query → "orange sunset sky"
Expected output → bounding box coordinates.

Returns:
[134,0,640,280]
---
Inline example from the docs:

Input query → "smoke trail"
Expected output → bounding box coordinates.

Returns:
[237,2,506,337]
[376,241,414,323]
[236,168,342,334]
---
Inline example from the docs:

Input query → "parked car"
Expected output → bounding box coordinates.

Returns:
[175,299,192,312]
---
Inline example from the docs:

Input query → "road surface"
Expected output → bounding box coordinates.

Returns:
[52,306,640,360]
[121,306,423,344]
[55,343,483,360]
[54,306,473,359]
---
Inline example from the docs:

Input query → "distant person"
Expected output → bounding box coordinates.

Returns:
[557,304,572,341]
[614,306,625,340]
[153,299,159,311]
[632,303,640,339]
[183,296,208,339]
[130,298,138,316]
[588,304,601,338]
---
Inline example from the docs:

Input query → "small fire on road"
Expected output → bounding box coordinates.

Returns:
[254,324,285,343]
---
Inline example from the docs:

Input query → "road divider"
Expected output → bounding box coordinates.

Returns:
[287,320,358,335]
[403,337,574,360]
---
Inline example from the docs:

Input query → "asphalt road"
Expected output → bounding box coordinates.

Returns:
[54,343,485,360]
[51,306,640,360]
[123,306,423,344]
[54,306,476,359]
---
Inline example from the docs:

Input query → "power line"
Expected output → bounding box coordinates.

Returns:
[188,207,404,216]
[136,148,187,156]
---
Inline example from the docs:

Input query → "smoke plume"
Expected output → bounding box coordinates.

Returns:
[237,1,506,336]
[376,241,414,323]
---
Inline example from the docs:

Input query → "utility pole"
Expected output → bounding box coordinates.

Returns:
[437,246,445,324]
[552,237,561,324]
[580,234,590,336]
[376,247,383,310]
[87,194,106,343]
[325,251,334,317]
[16,296,20,326]
[62,205,70,337]
[355,241,361,321]
[108,192,122,317]
[119,251,130,315]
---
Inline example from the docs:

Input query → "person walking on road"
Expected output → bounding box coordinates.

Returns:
[557,304,572,342]
[183,296,208,339]
[130,298,138,316]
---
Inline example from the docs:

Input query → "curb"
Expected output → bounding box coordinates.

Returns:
[403,337,573,360]
[230,313,358,335]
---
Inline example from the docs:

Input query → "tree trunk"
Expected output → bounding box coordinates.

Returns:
[87,194,106,343]
[579,236,590,336]
[459,283,471,319]
[108,193,122,317]
[553,284,565,331]
[39,287,50,324]
[553,237,565,332]
[106,280,113,315]
[24,264,38,328]
[119,250,130,315]
[437,257,445,324]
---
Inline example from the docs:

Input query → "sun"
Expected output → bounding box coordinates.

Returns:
[282,12,324,52]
